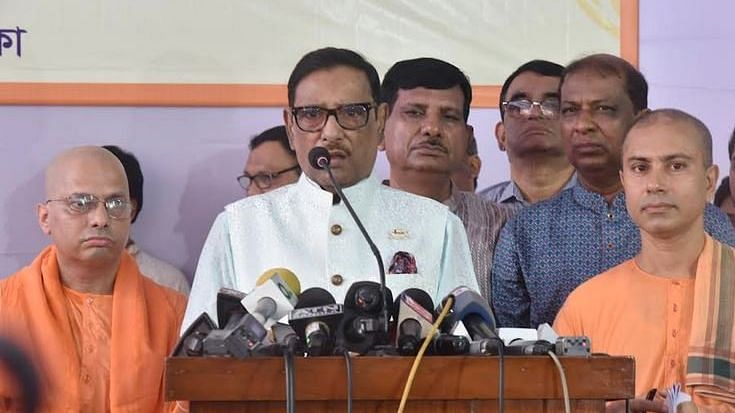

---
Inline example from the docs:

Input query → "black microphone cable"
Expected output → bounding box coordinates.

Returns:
[474,323,506,413]
[309,147,390,344]
[283,349,295,413]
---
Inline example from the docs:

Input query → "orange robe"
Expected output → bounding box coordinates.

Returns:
[554,235,735,412]
[0,246,186,412]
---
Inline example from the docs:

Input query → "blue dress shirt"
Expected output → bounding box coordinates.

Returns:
[491,184,735,328]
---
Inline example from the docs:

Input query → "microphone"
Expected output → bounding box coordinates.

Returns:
[428,333,470,355]
[438,286,502,354]
[338,281,393,354]
[216,287,247,329]
[271,323,302,354]
[308,146,330,170]
[307,146,390,344]
[201,269,300,358]
[393,289,435,356]
[172,312,217,357]
[503,340,555,356]
[241,268,301,329]
[289,287,344,356]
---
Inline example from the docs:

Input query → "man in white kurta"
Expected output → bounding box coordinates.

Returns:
[183,47,478,329]
[183,173,477,328]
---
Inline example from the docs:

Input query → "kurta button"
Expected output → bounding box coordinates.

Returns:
[330,224,343,235]
[331,274,343,286]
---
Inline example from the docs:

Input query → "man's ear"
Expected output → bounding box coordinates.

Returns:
[619,169,626,191]
[469,155,482,179]
[37,203,51,235]
[494,121,507,152]
[705,164,720,200]
[376,102,389,148]
[283,108,296,150]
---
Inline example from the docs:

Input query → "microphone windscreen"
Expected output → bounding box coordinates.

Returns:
[308,146,330,170]
[394,288,434,320]
[344,281,393,315]
[256,267,302,295]
[438,286,496,334]
[296,287,336,308]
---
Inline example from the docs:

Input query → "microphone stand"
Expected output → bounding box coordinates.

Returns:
[320,161,390,346]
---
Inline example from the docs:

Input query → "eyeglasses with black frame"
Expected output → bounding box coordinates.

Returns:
[45,193,133,219]
[502,98,560,119]
[291,102,375,132]
[237,165,301,191]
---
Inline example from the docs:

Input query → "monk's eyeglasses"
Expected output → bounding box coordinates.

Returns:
[45,193,133,219]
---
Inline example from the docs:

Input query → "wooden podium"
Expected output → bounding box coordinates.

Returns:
[166,355,634,412]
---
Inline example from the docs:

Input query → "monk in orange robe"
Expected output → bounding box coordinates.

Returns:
[555,110,735,412]
[0,146,186,412]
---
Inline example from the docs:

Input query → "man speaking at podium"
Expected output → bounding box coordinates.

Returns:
[184,47,478,328]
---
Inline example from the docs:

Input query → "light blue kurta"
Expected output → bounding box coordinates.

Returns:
[182,174,478,330]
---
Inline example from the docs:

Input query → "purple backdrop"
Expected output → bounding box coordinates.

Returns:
[1,1,734,280]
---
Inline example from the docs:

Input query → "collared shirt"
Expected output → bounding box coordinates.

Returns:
[491,184,735,328]
[184,173,478,329]
[444,188,515,300]
[126,240,191,296]
[478,173,578,207]
[554,241,735,410]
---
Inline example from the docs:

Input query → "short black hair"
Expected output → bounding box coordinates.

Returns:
[381,57,472,122]
[728,126,735,159]
[102,145,143,223]
[715,177,731,207]
[287,47,381,106]
[499,59,564,120]
[249,126,295,156]
[561,53,648,114]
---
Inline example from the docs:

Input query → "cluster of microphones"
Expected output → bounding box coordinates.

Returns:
[175,267,588,358]
[177,267,496,357]
[175,146,589,359]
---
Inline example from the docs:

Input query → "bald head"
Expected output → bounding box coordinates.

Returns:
[624,109,713,167]
[45,146,129,199]
[38,146,133,283]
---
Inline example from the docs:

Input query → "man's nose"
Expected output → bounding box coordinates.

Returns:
[420,113,441,137]
[88,202,110,227]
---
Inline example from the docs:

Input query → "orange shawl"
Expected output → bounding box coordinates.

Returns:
[0,246,186,412]
[687,235,735,404]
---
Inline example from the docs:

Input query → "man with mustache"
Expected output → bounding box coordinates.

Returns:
[0,146,186,412]
[492,54,735,328]
[479,60,575,207]
[184,48,478,329]
[555,109,735,412]
[380,57,514,300]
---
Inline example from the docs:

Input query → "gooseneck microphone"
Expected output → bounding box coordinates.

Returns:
[308,146,390,344]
